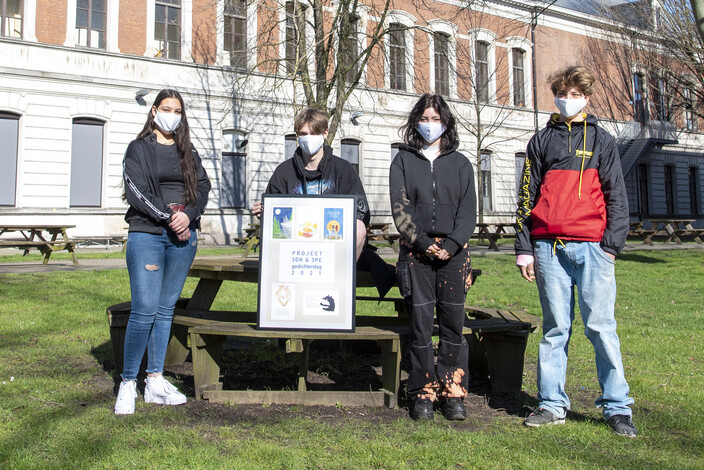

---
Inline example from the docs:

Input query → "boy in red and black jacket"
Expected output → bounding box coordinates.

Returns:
[516,66,637,437]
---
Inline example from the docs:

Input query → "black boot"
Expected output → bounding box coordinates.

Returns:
[410,397,434,420]
[442,397,466,420]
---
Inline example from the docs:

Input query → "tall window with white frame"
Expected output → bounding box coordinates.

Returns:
[633,73,648,125]
[651,75,669,121]
[0,111,19,206]
[221,130,248,209]
[76,0,106,48]
[155,0,180,59]
[224,0,247,69]
[689,167,699,215]
[684,87,697,131]
[475,41,489,103]
[512,48,525,107]
[70,118,104,207]
[480,150,492,211]
[434,33,450,97]
[389,23,406,91]
[1,0,22,38]
[342,15,359,84]
[341,139,360,174]
[285,2,304,75]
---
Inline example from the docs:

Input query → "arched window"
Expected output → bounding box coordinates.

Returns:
[224,0,247,69]
[512,48,525,107]
[434,32,450,97]
[285,133,297,160]
[221,130,248,208]
[341,139,361,174]
[71,117,105,207]
[155,0,181,59]
[389,24,406,91]
[0,111,20,206]
[475,41,489,103]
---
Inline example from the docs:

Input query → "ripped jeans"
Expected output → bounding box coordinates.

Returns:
[122,228,198,381]
[398,244,472,401]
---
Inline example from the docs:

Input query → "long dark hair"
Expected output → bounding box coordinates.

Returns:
[138,89,198,205]
[400,94,458,151]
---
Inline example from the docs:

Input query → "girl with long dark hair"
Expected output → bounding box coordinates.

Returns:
[390,94,476,420]
[115,89,211,415]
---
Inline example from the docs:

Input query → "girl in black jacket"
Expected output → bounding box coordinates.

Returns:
[115,89,211,415]
[390,94,476,420]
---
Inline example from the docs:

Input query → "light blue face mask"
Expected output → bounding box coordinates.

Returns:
[416,122,446,143]
[298,134,325,156]
[554,96,587,118]
[154,111,182,133]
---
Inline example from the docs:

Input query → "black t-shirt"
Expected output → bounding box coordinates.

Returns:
[156,143,184,206]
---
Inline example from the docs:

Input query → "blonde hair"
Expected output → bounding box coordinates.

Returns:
[294,108,329,135]
[548,66,595,97]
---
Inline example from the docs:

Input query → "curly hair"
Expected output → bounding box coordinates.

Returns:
[548,65,595,97]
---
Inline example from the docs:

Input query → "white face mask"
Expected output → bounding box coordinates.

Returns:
[554,97,587,119]
[416,122,446,143]
[154,111,182,134]
[298,134,325,156]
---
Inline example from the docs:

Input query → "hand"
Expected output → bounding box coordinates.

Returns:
[435,248,451,261]
[252,201,262,219]
[605,251,615,261]
[519,262,536,282]
[169,211,190,234]
[175,228,191,242]
[425,243,441,258]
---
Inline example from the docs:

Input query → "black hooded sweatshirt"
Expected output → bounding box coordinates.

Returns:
[265,145,371,226]
[389,141,477,256]
[123,133,211,234]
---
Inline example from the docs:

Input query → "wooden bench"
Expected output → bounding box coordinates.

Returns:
[179,305,538,407]
[106,302,539,407]
[0,239,84,265]
[474,223,518,251]
[628,219,703,245]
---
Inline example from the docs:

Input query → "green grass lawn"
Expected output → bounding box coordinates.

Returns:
[0,249,703,468]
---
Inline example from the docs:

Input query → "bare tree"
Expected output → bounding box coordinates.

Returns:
[205,0,401,143]
[410,0,535,222]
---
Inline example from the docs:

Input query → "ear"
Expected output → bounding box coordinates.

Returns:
[323,129,329,140]
[584,95,591,106]
[151,106,157,118]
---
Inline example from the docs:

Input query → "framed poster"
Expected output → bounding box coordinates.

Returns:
[257,194,356,331]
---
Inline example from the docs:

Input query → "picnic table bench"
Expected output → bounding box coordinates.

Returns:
[628,219,703,245]
[0,224,82,265]
[366,222,401,252]
[106,257,539,408]
[474,222,518,251]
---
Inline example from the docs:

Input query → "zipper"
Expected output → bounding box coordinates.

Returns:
[430,160,436,229]
[567,121,572,153]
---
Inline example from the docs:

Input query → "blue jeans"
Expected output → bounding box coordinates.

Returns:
[534,240,633,420]
[122,228,198,381]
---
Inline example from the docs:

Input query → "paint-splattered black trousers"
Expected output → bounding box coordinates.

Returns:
[397,243,471,400]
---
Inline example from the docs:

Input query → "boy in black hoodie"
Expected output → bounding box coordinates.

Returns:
[253,108,370,259]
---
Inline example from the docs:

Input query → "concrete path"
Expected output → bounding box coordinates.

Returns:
[0,242,701,274]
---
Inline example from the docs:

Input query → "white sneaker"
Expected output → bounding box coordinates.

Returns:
[114,380,137,415]
[144,375,187,405]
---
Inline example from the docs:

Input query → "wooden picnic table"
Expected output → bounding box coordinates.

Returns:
[629,219,703,245]
[474,222,518,251]
[106,257,538,408]
[0,224,82,265]
[366,222,401,252]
